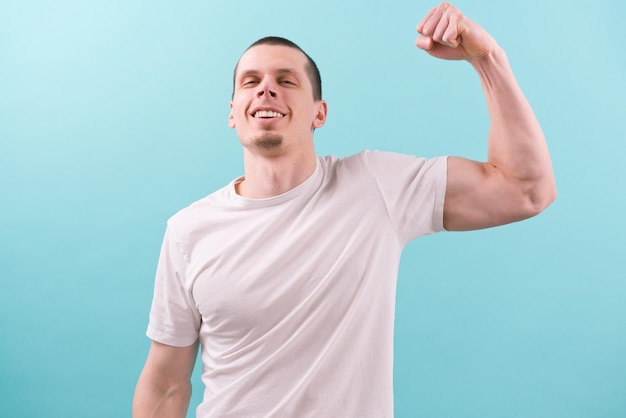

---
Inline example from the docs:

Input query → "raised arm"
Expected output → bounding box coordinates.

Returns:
[133,341,198,418]
[416,2,557,231]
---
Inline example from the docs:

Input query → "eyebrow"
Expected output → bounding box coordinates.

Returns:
[237,68,300,81]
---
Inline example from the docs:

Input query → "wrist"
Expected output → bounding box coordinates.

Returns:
[468,45,507,71]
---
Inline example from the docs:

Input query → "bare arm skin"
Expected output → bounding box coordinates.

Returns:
[416,3,557,231]
[132,341,198,418]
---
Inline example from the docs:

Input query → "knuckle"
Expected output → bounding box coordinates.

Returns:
[444,36,459,47]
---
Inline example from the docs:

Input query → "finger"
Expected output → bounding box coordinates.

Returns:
[441,11,462,47]
[432,9,452,44]
[416,5,438,35]
[418,4,445,36]
[415,35,434,52]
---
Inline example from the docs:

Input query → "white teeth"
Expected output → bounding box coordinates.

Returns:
[254,110,284,118]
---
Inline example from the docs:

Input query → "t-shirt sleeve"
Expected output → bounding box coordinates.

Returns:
[361,150,447,245]
[146,225,201,347]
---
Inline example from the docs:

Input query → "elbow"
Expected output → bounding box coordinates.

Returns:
[525,179,557,218]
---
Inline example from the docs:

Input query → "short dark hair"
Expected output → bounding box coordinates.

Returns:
[232,36,322,101]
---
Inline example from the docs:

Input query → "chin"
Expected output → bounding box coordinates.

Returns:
[253,133,283,150]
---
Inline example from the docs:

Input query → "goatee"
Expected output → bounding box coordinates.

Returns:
[253,133,283,150]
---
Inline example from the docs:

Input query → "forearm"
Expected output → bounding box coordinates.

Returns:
[132,373,192,418]
[470,47,556,204]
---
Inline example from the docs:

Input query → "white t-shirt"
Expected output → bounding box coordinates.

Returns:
[147,150,447,417]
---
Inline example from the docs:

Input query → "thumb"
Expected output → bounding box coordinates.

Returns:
[415,35,434,52]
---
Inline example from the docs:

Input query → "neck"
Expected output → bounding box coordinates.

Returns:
[236,149,318,199]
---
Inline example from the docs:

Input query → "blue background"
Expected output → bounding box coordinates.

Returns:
[2,0,625,417]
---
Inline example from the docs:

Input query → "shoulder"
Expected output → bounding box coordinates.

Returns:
[165,183,234,239]
[324,150,445,176]
[318,150,399,171]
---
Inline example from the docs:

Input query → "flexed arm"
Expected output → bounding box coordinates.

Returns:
[416,2,556,231]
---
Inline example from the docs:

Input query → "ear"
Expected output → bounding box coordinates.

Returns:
[312,100,328,129]
[228,101,235,129]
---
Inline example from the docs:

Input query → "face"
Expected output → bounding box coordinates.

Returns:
[229,44,327,157]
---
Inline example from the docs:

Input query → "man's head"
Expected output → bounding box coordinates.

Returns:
[232,36,322,101]
[229,37,327,157]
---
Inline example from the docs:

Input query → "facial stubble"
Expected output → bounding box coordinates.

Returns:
[253,132,284,150]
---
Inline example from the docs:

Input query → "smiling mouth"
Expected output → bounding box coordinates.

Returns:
[253,110,285,119]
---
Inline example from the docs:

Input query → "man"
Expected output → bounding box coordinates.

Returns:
[133,2,556,417]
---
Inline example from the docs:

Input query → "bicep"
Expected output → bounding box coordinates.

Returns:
[133,341,198,417]
[142,340,199,386]
[443,156,538,231]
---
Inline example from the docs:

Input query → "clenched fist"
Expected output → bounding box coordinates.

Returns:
[416,2,499,61]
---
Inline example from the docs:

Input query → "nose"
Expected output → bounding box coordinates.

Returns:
[257,77,277,98]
